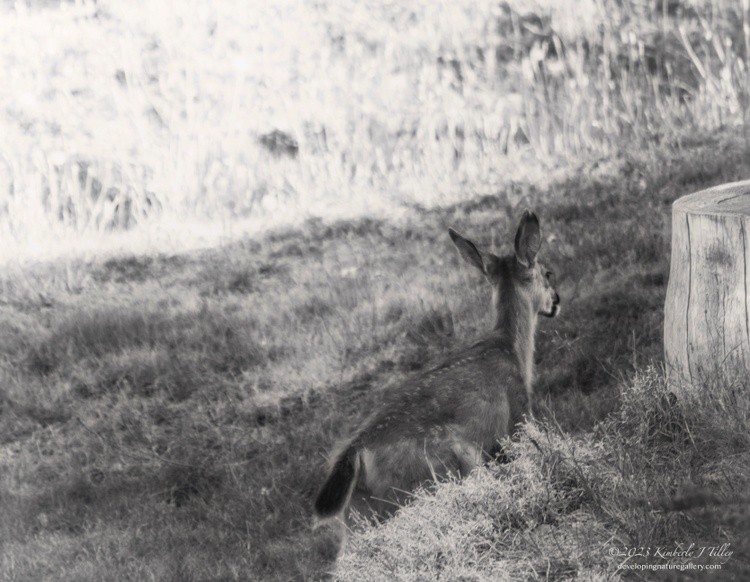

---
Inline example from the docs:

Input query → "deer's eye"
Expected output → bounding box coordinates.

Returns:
[546,271,555,285]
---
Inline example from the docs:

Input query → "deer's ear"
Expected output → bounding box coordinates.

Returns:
[514,210,541,268]
[449,228,486,274]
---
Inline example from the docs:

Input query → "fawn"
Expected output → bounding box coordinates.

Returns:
[314,210,559,523]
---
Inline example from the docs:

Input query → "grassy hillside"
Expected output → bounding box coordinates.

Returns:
[2,0,750,580]
[2,137,749,580]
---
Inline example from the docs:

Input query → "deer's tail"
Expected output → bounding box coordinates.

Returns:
[314,445,360,519]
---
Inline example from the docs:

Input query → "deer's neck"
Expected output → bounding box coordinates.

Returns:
[493,289,537,393]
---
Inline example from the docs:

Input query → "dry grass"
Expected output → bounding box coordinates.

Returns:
[1,0,749,259]
[338,368,750,580]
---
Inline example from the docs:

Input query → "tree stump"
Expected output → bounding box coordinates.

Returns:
[664,180,750,385]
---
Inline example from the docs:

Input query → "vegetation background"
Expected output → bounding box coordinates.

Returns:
[1,0,749,579]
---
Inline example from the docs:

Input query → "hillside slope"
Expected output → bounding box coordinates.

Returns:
[2,134,749,580]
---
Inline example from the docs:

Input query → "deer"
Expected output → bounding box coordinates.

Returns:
[314,210,560,524]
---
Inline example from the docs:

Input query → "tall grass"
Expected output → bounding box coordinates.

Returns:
[512,0,750,159]
[1,0,748,260]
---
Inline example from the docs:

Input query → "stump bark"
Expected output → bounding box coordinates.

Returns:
[664,180,750,385]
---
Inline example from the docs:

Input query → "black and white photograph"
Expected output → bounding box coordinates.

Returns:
[0,0,748,579]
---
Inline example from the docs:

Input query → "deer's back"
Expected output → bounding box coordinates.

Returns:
[355,334,527,452]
